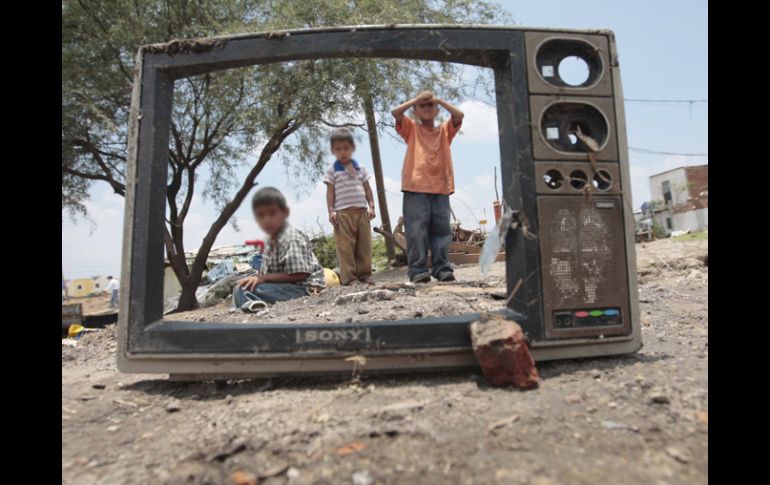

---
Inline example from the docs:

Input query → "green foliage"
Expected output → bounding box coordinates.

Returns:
[311,233,393,272]
[371,235,391,272]
[311,234,339,269]
[652,222,667,239]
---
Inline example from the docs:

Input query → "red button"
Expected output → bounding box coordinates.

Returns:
[574,311,589,318]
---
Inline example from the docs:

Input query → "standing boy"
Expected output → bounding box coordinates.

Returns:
[235,187,325,311]
[323,128,376,285]
[391,90,464,283]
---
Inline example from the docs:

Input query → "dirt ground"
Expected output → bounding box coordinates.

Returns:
[62,237,707,485]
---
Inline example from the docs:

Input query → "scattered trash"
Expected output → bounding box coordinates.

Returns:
[345,355,367,382]
[479,202,535,278]
[242,300,269,314]
[336,441,366,456]
[68,324,85,339]
[207,260,235,283]
[62,339,79,348]
[324,268,341,287]
[487,414,520,434]
[231,470,258,485]
[670,229,691,238]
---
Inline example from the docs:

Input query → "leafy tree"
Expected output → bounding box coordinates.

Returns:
[62,0,508,310]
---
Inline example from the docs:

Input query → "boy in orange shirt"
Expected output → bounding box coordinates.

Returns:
[391,90,464,283]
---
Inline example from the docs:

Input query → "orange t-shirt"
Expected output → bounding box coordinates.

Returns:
[395,116,462,195]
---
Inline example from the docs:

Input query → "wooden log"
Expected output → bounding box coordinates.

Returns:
[373,226,407,253]
[449,241,482,254]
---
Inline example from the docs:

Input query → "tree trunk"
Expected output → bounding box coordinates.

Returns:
[177,282,200,311]
[362,94,395,261]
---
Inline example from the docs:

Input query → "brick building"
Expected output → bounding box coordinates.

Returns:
[648,164,708,235]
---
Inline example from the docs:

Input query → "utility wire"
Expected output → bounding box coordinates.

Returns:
[629,147,708,157]
[624,98,707,103]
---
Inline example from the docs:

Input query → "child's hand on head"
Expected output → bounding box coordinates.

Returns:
[416,90,434,103]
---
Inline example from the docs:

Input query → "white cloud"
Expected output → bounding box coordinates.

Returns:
[456,100,499,143]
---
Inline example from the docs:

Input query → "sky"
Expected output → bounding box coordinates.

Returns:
[61,0,707,279]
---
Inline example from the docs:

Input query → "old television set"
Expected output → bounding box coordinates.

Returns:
[117,25,641,378]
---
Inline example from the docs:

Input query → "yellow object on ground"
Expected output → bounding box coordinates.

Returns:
[68,324,85,339]
[323,268,340,287]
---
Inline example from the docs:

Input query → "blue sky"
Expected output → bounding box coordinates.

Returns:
[62,0,707,279]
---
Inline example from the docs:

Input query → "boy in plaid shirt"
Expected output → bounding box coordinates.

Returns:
[234,187,325,311]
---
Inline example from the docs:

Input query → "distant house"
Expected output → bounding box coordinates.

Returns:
[92,276,110,292]
[66,278,96,298]
[648,165,708,235]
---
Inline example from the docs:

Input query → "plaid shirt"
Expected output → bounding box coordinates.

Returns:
[261,224,325,288]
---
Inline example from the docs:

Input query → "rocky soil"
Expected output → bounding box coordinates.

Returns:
[62,237,707,485]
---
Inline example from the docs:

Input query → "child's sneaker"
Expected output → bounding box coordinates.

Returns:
[410,272,431,284]
[436,270,455,282]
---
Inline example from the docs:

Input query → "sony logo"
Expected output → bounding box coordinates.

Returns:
[296,328,371,344]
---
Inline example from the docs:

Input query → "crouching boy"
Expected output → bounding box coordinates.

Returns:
[234,187,325,311]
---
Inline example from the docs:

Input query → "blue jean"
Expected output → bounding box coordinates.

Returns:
[402,191,453,279]
[232,283,309,308]
[110,290,119,308]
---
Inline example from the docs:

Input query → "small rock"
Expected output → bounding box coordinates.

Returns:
[165,401,181,413]
[357,309,369,315]
[92,384,106,390]
[564,394,583,405]
[414,310,424,318]
[607,401,618,409]
[352,470,373,485]
[650,395,670,405]
[665,446,691,463]
[286,467,301,480]
[106,425,120,432]
[345,317,353,323]
[601,420,628,430]
[590,370,602,379]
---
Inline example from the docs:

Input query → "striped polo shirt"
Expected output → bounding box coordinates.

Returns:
[322,160,372,211]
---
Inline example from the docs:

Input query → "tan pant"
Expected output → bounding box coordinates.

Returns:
[334,208,372,285]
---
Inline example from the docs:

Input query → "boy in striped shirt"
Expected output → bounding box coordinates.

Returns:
[323,129,376,285]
